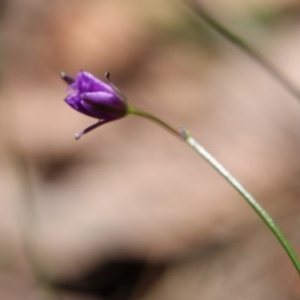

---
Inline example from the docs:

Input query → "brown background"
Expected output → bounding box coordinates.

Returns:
[0,0,300,299]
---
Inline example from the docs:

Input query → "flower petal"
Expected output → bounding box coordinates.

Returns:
[61,72,75,84]
[81,92,127,119]
[65,94,97,118]
[75,119,112,140]
[71,71,114,94]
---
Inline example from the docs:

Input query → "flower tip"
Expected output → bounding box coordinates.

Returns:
[104,71,110,81]
[74,131,83,140]
[61,72,75,84]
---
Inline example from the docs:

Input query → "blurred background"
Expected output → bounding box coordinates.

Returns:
[0,0,300,299]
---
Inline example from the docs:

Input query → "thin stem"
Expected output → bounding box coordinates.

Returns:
[128,106,183,139]
[130,107,300,276]
[10,147,60,299]
[187,0,300,101]
[181,129,300,275]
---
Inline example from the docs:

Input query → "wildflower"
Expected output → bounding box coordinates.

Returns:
[61,71,127,139]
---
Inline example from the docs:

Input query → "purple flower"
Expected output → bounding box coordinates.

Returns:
[61,71,127,139]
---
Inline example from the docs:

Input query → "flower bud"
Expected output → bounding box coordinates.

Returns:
[61,71,127,139]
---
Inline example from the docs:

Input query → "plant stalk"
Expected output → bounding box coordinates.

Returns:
[188,0,300,101]
[129,106,300,276]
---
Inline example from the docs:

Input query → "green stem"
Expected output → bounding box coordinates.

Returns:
[187,0,300,101]
[129,106,300,276]
[10,147,60,299]
[128,106,182,139]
